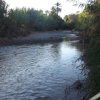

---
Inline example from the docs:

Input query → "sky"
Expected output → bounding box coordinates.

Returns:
[5,0,87,18]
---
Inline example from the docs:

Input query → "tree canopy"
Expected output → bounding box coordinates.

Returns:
[0,0,67,37]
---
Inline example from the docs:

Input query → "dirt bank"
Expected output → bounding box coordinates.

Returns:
[0,31,79,46]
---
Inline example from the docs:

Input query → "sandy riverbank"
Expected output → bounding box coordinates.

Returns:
[0,31,79,46]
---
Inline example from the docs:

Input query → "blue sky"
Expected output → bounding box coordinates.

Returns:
[5,0,87,18]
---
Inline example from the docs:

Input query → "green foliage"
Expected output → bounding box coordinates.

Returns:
[0,0,67,38]
[0,0,8,18]
[0,0,9,37]
[79,0,100,97]
[87,41,100,95]
[78,1,100,32]
[50,2,61,16]
[67,0,100,97]
[77,11,93,32]
[64,14,78,30]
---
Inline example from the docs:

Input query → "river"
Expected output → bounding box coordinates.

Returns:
[0,35,89,100]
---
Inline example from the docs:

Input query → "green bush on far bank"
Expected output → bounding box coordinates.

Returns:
[0,0,67,38]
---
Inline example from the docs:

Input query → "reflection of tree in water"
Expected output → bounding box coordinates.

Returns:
[60,41,89,77]
[51,43,60,60]
[68,41,85,52]
[71,41,89,79]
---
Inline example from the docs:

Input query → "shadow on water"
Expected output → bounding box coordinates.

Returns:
[0,39,89,100]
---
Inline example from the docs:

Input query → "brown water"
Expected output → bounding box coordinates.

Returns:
[0,40,88,100]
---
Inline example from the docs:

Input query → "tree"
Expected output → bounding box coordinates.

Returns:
[0,0,66,37]
[64,14,78,30]
[50,6,57,15]
[0,0,8,18]
[55,2,61,15]
[0,0,8,37]
[50,2,61,16]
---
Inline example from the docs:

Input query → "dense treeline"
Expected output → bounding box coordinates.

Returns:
[65,0,100,98]
[64,0,100,40]
[68,0,100,97]
[83,0,100,97]
[0,0,67,37]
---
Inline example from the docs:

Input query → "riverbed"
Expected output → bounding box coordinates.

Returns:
[0,32,89,100]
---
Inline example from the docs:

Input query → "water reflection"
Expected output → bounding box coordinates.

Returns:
[0,41,88,100]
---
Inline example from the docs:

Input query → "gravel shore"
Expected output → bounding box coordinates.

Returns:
[0,31,79,46]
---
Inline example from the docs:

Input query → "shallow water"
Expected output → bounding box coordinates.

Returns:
[0,40,88,100]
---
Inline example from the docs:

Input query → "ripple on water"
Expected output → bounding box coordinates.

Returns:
[0,41,88,100]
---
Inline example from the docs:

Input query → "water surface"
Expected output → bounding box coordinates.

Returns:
[0,40,88,100]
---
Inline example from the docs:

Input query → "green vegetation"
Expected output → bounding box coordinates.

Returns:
[80,1,100,96]
[66,0,100,97]
[0,0,100,97]
[64,14,78,30]
[0,0,9,37]
[73,0,100,97]
[0,0,67,38]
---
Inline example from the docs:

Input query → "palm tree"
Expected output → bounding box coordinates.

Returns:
[55,2,61,15]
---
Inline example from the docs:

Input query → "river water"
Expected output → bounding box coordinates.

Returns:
[0,40,88,100]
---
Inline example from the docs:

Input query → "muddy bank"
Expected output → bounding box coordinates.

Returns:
[0,31,79,46]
